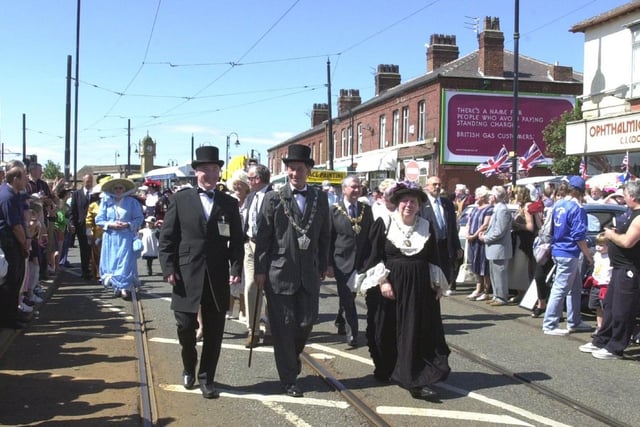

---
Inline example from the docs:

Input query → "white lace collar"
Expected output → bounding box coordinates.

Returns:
[387,211,430,256]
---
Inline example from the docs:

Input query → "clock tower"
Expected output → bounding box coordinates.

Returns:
[140,133,156,174]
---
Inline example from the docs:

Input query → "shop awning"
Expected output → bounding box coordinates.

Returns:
[355,150,398,172]
[145,164,194,180]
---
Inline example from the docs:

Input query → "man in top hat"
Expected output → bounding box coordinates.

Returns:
[159,145,244,399]
[69,174,94,279]
[254,143,330,397]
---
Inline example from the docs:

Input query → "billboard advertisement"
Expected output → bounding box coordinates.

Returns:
[441,89,575,164]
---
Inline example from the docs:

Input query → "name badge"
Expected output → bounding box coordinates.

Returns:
[218,216,230,237]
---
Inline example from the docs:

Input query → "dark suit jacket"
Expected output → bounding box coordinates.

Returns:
[254,185,330,295]
[69,188,91,228]
[329,200,374,274]
[159,188,244,313]
[420,195,462,280]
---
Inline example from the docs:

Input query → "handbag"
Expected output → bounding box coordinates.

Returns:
[533,208,554,265]
[133,238,143,253]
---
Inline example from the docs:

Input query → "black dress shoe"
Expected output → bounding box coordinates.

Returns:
[283,384,304,398]
[183,372,195,390]
[409,386,439,401]
[200,382,219,399]
[347,336,358,347]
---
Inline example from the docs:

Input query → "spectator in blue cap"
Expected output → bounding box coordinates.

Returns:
[542,176,594,336]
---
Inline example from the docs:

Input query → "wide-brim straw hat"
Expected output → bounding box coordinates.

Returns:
[101,178,136,193]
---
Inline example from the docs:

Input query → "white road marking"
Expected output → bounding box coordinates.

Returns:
[306,343,374,366]
[262,401,315,427]
[91,297,134,320]
[149,337,275,353]
[26,330,134,340]
[438,383,573,427]
[377,406,534,426]
[159,384,349,409]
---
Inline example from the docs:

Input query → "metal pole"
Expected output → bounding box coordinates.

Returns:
[73,0,80,186]
[511,0,520,188]
[191,133,194,163]
[22,113,26,164]
[126,118,131,177]
[350,109,355,171]
[65,55,72,182]
[327,59,334,170]
[226,135,230,175]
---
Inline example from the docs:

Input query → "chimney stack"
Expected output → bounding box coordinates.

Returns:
[426,34,459,72]
[550,64,573,81]
[478,16,504,77]
[375,64,401,95]
[337,89,362,116]
[311,103,329,127]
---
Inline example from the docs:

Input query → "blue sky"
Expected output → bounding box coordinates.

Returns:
[0,0,628,174]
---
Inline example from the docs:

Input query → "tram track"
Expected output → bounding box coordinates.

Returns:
[132,291,158,427]
[319,285,633,427]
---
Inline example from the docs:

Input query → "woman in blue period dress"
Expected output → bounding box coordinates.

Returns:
[96,178,144,300]
[466,186,493,301]
[363,181,450,401]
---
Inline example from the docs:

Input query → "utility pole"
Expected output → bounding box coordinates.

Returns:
[73,0,81,185]
[327,59,334,170]
[65,55,72,182]
[126,118,131,177]
[511,0,520,188]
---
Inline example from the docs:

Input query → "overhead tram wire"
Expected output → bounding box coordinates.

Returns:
[136,0,303,130]
[83,0,163,133]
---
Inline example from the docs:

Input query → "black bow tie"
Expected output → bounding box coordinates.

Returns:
[198,188,215,198]
[292,189,307,197]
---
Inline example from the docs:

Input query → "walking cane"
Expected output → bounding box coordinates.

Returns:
[247,288,261,367]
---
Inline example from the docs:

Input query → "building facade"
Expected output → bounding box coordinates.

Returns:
[566,1,640,178]
[269,17,583,193]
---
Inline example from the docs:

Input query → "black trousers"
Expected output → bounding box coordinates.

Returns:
[76,223,91,276]
[593,268,640,355]
[334,267,358,339]
[265,285,318,386]
[0,235,26,323]
[174,279,226,384]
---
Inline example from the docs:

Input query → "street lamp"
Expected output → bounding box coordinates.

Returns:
[167,158,177,166]
[226,132,240,172]
[114,150,120,165]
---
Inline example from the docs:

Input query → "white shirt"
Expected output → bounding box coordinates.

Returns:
[198,188,214,220]
[290,184,307,212]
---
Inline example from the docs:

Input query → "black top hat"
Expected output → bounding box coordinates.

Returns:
[192,146,224,168]
[282,144,314,167]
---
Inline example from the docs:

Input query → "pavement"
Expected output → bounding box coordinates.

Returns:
[0,247,140,426]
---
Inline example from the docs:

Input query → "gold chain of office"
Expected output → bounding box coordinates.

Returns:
[333,203,365,235]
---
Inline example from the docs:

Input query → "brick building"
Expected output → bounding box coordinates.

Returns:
[268,16,583,193]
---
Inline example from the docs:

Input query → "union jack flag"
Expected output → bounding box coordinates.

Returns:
[621,151,629,172]
[475,145,509,177]
[579,157,587,179]
[518,141,545,171]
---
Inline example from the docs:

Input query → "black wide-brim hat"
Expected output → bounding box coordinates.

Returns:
[192,146,224,168]
[388,181,427,205]
[282,144,314,167]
